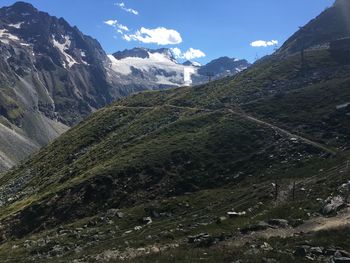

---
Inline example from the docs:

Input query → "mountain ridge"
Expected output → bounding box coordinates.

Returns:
[0,1,250,171]
[108,47,250,87]
[1,1,350,261]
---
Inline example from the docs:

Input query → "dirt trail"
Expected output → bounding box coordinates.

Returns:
[228,207,350,248]
[224,108,336,155]
[113,104,337,156]
[297,207,350,233]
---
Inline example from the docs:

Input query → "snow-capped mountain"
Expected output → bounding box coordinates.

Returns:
[182,60,202,67]
[107,47,250,88]
[0,1,118,170]
[198,56,250,79]
[0,2,250,171]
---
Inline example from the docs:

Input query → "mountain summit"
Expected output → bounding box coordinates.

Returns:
[0,1,117,170]
[279,0,350,54]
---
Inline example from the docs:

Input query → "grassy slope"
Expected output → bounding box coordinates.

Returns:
[0,48,349,261]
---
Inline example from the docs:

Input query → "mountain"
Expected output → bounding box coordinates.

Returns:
[107,47,199,87]
[278,0,350,54]
[198,56,250,79]
[107,47,250,88]
[0,2,250,171]
[113,47,177,62]
[182,60,201,67]
[0,2,118,170]
[0,1,349,261]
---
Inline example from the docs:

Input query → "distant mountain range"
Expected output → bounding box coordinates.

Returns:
[107,47,250,87]
[0,1,249,171]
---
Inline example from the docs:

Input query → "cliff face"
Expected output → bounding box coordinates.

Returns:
[0,2,119,170]
[278,0,350,54]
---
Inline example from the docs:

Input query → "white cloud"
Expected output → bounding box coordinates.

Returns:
[171,47,182,58]
[118,24,129,31]
[123,27,182,45]
[122,34,131,41]
[116,2,139,15]
[250,40,278,47]
[104,19,129,32]
[170,47,206,60]
[104,20,118,27]
[182,48,206,60]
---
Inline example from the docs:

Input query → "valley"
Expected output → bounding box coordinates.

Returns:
[0,0,349,262]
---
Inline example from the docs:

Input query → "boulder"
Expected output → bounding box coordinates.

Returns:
[227,211,246,218]
[216,216,227,224]
[335,250,350,258]
[267,219,289,228]
[187,233,212,246]
[322,196,345,215]
[294,246,310,257]
[106,209,125,219]
[333,257,350,263]
[142,217,153,225]
[310,246,323,255]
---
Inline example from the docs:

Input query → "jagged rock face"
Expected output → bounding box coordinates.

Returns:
[0,1,113,125]
[278,0,350,54]
[0,2,116,171]
[113,48,151,60]
[113,47,176,62]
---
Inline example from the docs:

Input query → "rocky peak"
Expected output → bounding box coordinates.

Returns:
[0,1,115,171]
[4,1,38,14]
[198,56,250,76]
[113,47,176,62]
[113,47,150,60]
[182,60,201,67]
[278,0,350,54]
[150,48,176,62]
[0,1,107,70]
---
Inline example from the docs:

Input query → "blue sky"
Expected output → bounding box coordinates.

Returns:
[1,0,335,63]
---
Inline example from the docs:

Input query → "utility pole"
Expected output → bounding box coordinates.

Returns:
[255,53,260,61]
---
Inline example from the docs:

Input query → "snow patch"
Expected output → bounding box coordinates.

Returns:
[336,102,350,110]
[80,51,89,65]
[0,29,20,42]
[191,61,202,67]
[52,35,78,69]
[8,22,24,29]
[20,43,31,47]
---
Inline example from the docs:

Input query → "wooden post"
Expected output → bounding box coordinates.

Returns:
[274,180,279,201]
[292,181,296,201]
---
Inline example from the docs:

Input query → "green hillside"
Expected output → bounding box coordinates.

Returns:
[0,45,349,262]
[0,1,350,260]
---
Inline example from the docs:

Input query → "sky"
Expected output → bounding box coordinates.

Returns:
[1,0,335,63]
